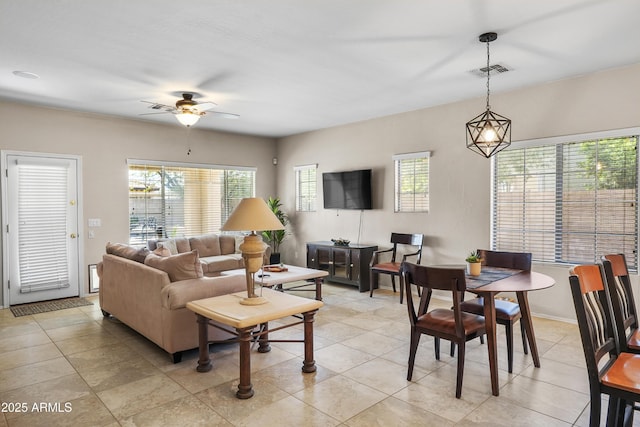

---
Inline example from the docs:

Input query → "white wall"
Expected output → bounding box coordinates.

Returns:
[276,63,640,322]
[0,102,276,306]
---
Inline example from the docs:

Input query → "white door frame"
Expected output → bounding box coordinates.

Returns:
[1,150,84,308]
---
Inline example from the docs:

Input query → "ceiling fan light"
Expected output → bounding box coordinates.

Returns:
[175,111,201,127]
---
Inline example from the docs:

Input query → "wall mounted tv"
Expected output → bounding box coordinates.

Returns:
[322,169,373,210]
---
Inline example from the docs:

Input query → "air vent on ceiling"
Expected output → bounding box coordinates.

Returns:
[470,64,510,78]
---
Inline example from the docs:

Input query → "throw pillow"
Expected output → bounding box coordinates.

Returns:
[153,246,171,257]
[157,240,178,255]
[144,250,204,282]
[106,242,150,263]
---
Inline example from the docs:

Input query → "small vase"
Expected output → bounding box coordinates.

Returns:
[467,262,482,276]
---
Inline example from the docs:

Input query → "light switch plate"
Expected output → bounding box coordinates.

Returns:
[88,218,101,227]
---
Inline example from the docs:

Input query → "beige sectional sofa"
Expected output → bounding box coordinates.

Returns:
[148,234,242,276]
[98,237,253,362]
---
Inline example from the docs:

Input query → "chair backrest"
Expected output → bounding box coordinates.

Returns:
[478,250,532,271]
[602,254,638,351]
[390,233,424,263]
[402,262,466,329]
[569,264,620,391]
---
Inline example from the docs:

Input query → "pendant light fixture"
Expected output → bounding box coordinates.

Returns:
[465,32,511,158]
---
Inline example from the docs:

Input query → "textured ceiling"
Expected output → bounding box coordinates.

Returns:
[1,0,639,137]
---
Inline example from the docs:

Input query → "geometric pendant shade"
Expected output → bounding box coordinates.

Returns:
[465,32,511,158]
[466,108,511,158]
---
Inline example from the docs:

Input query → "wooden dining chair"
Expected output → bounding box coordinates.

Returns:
[457,249,532,373]
[401,262,486,398]
[602,254,640,354]
[370,233,424,303]
[570,264,640,427]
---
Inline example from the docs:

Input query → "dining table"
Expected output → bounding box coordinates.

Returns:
[464,266,556,396]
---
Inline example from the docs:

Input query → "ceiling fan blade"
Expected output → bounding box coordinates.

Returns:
[208,111,240,119]
[140,100,175,111]
[139,112,171,116]
[195,101,217,111]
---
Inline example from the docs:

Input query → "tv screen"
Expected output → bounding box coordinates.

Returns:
[323,169,372,210]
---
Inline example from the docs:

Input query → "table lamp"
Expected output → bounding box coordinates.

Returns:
[221,198,285,305]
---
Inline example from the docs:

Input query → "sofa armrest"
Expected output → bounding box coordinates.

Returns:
[99,254,172,346]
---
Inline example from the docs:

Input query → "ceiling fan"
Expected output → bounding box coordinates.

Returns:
[140,93,239,127]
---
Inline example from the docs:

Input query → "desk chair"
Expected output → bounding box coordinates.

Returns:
[602,254,640,354]
[457,250,531,373]
[370,233,423,304]
[402,262,486,398]
[570,264,640,427]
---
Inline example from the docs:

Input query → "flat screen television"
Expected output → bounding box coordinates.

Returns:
[323,169,372,210]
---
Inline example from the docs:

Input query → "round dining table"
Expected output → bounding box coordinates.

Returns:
[470,270,555,396]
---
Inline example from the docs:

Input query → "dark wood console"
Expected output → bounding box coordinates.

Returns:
[306,241,377,292]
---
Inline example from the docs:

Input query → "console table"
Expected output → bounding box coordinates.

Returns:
[306,241,377,292]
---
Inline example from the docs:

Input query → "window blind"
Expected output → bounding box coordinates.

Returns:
[128,161,256,244]
[18,163,70,291]
[493,135,638,269]
[294,164,317,212]
[393,151,430,213]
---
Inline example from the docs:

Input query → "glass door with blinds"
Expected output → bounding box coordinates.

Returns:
[4,154,81,304]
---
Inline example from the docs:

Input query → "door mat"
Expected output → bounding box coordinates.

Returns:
[10,297,93,317]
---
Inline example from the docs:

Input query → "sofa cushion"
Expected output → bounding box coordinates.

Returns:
[145,250,204,281]
[174,237,191,254]
[189,234,221,257]
[106,242,150,263]
[200,254,244,274]
[219,235,237,255]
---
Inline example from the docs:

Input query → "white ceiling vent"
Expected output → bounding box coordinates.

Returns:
[470,64,510,78]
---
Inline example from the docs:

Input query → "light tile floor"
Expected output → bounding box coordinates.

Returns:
[0,282,631,426]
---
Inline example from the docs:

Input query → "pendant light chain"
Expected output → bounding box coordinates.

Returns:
[485,38,491,111]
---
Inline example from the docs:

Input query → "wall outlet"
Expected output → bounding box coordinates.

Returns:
[88,230,95,239]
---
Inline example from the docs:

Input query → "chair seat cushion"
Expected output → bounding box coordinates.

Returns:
[602,352,640,393]
[371,262,401,274]
[418,308,485,336]
[460,297,521,320]
[628,329,640,351]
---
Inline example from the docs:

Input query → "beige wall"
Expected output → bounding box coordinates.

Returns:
[276,63,640,321]
[0,102,277,306]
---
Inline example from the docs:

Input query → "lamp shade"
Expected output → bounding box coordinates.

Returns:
[175,111,201,127]
[221,198,285,232]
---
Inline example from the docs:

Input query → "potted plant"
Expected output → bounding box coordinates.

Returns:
[261,196,289,265]
[465,250,482,276]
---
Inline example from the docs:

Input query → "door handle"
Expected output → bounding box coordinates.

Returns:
[70,233,77,239]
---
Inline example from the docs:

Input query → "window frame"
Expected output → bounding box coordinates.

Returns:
[393,151,431,213]
[127,159,256,245]
[294,163,317,212]
[491,128,640,270]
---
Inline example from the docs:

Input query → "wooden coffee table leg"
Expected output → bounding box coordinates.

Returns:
[258,322,271,353]
[302,309,318,373]
[315,278,323,301]
[195,314,212,373]
[236,326,254,399]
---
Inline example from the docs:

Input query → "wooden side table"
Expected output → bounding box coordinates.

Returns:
[186,288,323,399]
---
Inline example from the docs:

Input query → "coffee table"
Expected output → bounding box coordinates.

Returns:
[186,288,323,399]
[221,264,328,300]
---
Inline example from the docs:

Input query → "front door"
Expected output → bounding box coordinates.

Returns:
[4,153,81,305]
